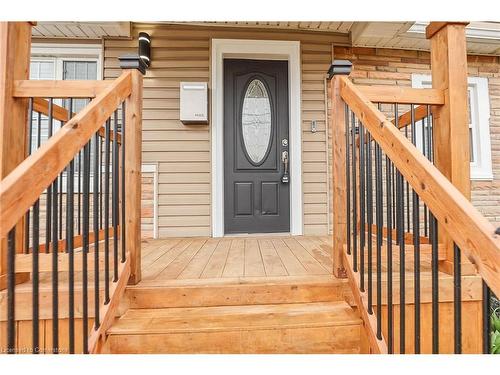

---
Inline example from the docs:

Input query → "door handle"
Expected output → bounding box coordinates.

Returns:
[281,150,289,183]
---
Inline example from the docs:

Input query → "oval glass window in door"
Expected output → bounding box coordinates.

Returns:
[241,79,272,164]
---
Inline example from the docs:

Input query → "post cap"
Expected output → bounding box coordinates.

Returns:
[119,54,147,75]
[327,60,353,80]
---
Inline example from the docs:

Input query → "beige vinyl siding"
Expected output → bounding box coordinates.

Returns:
[104,24,348,237]
[301,41,332,235]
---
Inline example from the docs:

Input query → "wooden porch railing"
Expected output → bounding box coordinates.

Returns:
[0,22,143,354]
[330,22,500,354]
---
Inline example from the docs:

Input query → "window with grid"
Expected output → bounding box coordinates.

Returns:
[412,74,493,180]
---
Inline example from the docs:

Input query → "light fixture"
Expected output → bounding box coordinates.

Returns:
[138,32,151,68]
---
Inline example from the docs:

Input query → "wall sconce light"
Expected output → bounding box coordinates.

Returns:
[138,32,151,68]
[119,31,151,75]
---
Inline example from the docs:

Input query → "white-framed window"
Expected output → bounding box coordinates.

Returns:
[30,44,103,192]
[412,74,493,180]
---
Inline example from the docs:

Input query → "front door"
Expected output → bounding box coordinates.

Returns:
[224,59,290,234]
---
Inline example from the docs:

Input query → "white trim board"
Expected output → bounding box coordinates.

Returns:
[211,39,303,237]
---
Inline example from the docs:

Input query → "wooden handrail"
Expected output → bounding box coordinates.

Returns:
[339,75,500,297]
[14,79,112,98]
[357,86,444,105]
[0,71,132,240]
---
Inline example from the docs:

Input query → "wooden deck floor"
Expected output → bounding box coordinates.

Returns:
[140,236,333,283]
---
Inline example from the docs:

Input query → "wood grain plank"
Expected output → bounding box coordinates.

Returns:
[177,238,218,279]
[295,236,333,271]
[258,239,287,276]
[282,238,327,275]
[272,239,309,276]
[156,238,207,279]
[222,239,245,277]
[201,238,231,278]
[143,238,193,280]
[357,86,444,104]
[13,79,112,98]
[244,239,265,277]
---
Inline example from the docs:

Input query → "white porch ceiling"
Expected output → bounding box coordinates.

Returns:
[32,22,131,39]
[31,21,500,55]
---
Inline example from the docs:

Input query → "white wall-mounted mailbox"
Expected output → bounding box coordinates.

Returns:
[180,82,208,124]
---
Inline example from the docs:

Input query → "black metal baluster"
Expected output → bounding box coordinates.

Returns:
[121,102,126,262]
[367,131,373,315]
[51,174,59,353]
[375,105,383,331]
[375,141,383,340]
[427,105,433,163]
[78,150,82,235]
[31,202,40,354]
[430,213,439,353]
[345,105,351,256]
[49,99,59,354]
[404,121,410,234]
[392,161,396,233]
[397,168,406,353]
[24,98,33,254]
[454,244,462,354]
[482,282,491,354]
[112,110,119,281]
[32,110,42,354]
[67,159,75,354]
[100,137,103,230]
[386,155,394,353]
[104,119,111,304]
[351,112,358,272]
[359,123,366,292]
[421,116,429,237]
[82,142,91,354]
[58,115,64,241]
[46,99,53,253]
[7,228,16,354]
[93,133,101,329]
[410,105,421,353]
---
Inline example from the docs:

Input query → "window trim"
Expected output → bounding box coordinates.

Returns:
[31,43,103,80]
[412,73,493,181]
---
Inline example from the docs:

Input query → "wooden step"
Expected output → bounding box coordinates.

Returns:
[124,275,352,309]
[104,301,363,353]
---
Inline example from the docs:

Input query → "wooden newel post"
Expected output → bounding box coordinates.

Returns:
[328,60,353,278]
[0,22,32,289]
[119,56,145,285]
[426,22,474,274]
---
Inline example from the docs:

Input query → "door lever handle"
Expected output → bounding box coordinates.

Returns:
[281,150,289,183]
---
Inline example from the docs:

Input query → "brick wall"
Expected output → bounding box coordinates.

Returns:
[330,46,500,228]
[141,172,155,238]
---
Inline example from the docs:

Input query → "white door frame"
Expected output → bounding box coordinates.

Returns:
[211,39,302,237]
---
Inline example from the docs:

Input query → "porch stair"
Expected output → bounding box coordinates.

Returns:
[100,276,366,353]
[103,301,363,354]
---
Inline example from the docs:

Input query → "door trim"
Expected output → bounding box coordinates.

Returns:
[211,39,302,237]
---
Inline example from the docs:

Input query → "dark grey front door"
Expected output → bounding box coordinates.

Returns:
[224,59,290,234]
